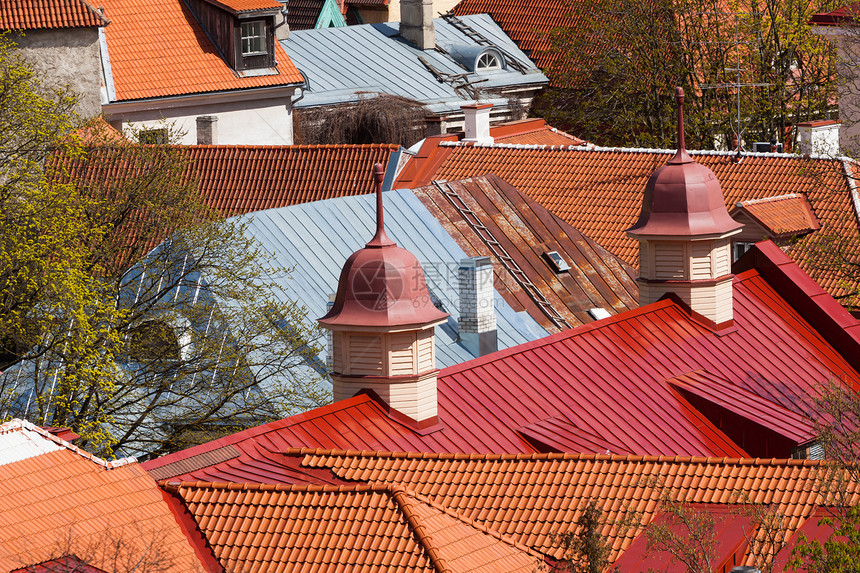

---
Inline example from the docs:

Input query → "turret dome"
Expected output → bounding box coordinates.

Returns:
[627,88,742,238]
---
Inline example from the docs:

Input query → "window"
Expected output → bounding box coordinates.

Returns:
[476,51,501,72]
[732,241,754,261]
[241,21,266,55]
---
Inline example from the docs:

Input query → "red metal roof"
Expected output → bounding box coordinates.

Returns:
[396,141,860,305]
[144,242,860,482]
[0,0,109,29]
[100,0,302,101]
[811,3,860,25]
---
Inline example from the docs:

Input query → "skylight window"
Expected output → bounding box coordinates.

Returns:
[543,251,571,273]
[241,21,266,56]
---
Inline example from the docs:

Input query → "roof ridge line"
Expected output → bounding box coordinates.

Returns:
[0,418,135,469]
[737,193,803,206]
[405,488,551,560]
[388,486,454,573]
[79,0,111,25]
[290,446,824,467]
[437,140,852,161]
[160,480,390,493]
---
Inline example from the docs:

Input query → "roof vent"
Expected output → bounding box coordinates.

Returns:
[588,308,611,320]
[543,251,570,273]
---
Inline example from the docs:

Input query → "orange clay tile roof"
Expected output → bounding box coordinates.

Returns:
[412,174,638,331]
[732,193,822,237]
[0,420,210,572]
[165,481,543,572]
[397,143,860,305]
[0,0,109,28]
[57,143,399,216]
[100,0,302,101]
[490,117,587,146]
[452,0,575,71]
[297,449,856,567]
[204,0,282,12]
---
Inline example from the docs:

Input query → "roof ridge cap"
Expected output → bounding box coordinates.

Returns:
[78,0,111,25]
[737,193,803,206]
[291,447,824,467]
[389,487,453,573]
[161,480,388,493]
[0,418,135,469]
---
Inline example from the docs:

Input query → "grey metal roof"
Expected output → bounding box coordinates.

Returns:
[282,13,548,111]
[234,189,548,369]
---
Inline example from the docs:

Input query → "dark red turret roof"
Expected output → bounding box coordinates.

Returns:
[627,88,743,238]
[318,164,449,329]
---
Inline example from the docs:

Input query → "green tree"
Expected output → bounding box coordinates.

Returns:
[536,0,839,149]
[789,380,860,572]
[0,38,329,457]
[553,499,612,573]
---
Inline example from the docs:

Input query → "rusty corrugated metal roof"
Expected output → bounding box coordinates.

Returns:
[412,174,638,331]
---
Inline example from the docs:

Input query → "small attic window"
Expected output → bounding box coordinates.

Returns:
[476,51,501,71]
[543,251,571,273]
[241,21,266,55]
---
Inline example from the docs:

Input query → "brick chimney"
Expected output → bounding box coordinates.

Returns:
[196,116,218,145]
[400,0,435,50]
[458,256,497,356]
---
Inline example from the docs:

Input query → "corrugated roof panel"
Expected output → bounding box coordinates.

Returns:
[284,14,547,109]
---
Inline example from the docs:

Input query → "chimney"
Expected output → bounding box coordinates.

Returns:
[796,120,840,156]
[400,0,435,50]
[458,256,497,356]
[275,0,289,41]
[196,116,218,145]
[461,103,494,145]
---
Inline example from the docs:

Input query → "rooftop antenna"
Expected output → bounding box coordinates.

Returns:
[699,12,772,156]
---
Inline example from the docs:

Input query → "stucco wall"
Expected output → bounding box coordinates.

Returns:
[13,28,103,118]
[107,96,294,145]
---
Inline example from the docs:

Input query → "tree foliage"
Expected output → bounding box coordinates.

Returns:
[553,499,612,573]
[0,39,329,458]
[536,0,839,149]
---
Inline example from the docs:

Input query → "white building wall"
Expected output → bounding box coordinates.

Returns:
[106,95,294,145]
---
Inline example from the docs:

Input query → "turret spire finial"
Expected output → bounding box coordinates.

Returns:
[669,87,694,165]
[367,162,395,247]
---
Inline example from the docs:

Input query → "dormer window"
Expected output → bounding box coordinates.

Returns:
[476,51,501,71]
[241,21,266,55]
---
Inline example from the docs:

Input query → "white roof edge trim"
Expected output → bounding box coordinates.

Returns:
[0,418,136,469]
[98,26,116,103]
[842,158,860,227]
